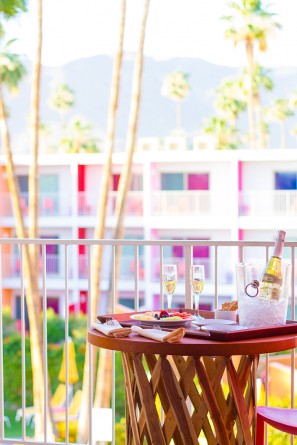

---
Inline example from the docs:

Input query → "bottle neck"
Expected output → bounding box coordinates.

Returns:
[273,232,285,258]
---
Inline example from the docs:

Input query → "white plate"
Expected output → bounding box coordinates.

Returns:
[130,314,194,327]
[192,318,237,327]
[201,324,246,332]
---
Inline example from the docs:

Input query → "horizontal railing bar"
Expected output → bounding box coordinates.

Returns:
[0,238,290,247]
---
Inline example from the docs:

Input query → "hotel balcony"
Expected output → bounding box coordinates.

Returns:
[1,192,71,225]
[1,190,234,229]
[77,191,144,217]
[1,238,297,445]
[239,190,297,229]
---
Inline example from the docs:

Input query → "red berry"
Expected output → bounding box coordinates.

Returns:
[159,310,169,317]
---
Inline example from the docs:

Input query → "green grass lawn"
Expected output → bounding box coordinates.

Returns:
[4,408,34,439]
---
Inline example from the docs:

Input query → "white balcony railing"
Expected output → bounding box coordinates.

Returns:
[77,191,144,217]
[151,190,231,216]
[3,190,297,221]
[239,190,297,217]
[0,238,296,445]
[0,193,71,217]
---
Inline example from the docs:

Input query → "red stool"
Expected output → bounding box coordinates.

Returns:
[256,406,297,444]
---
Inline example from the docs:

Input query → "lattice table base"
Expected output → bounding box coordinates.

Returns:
[122,352,259,445]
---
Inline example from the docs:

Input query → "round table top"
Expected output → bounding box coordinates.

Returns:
[88,312,297,357]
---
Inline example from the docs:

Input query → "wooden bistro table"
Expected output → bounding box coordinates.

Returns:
[88,312,297,445]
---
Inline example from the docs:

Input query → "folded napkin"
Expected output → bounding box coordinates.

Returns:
[131,325,185,343]
[91,320,131,338]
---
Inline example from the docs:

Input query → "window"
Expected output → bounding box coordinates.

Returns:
[18,175,29,192]
[161,173,209,191]
[112,174,143,191]
[188,174,209,190]
[18,175,29,209]
[17,174,59,193]
[275,172,297,190]
[40,175,59,213]
[40,175,59,192]
[161,173,183,190]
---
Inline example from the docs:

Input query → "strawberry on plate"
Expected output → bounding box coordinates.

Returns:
[159,310,170,318]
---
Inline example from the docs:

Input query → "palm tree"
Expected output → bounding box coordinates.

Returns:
[265,99,294,149]
[49,82,75,141]
[0,42,26,89]
[111,0,150,264]
[60,117,100,153]
[214,77,247,126]
[28,0,42,269]
[39,122,53,152]
[289,88,297,109]
[238,64,273,148]
[50,83,75,120]
[289,89,297,145]
[27,0,53,438]
[161,70,190,133]
[290,124,297,146]
[0,1,52,440]
[91,0,150,423]
[223,0,280,149]
[0,0,26,36]
[77,0,126,442]
[251,65,273,148]
[203,116,239,150]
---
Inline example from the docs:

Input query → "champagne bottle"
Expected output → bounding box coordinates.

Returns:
[259,230,286,300]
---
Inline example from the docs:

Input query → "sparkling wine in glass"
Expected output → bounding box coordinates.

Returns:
[162,264,177,310]
[191,265,205,319]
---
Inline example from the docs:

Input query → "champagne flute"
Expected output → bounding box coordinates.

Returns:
[162,264,177,310]
[190,265,205,319]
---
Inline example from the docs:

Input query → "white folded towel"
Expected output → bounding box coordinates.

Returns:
[131,325,185,343]
[91,321,131,338]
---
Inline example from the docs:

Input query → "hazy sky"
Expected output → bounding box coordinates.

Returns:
[5,0,297,68]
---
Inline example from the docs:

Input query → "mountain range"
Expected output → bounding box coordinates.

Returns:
[4,54,297,153]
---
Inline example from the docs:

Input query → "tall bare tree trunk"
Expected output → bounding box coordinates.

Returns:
[77,1,126,442]
[254,93,266,149]
[94,0,150,424]
[28,1,54,438]
[0,80,46,439]
[0,1,52,438]
[113,0,150,242]
[91,0,126,324]
[29,0,42,242]
[245,39,257,149]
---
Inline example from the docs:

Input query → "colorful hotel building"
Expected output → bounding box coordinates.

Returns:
[1,137,297,319]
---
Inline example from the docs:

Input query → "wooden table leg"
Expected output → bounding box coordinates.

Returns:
[121,352,259,445]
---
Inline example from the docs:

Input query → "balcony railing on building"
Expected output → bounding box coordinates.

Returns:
[1,193,71,218]
[239,190,297,216]
[3,190,297,221]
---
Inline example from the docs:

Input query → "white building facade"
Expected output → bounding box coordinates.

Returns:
[1,140,297,317]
